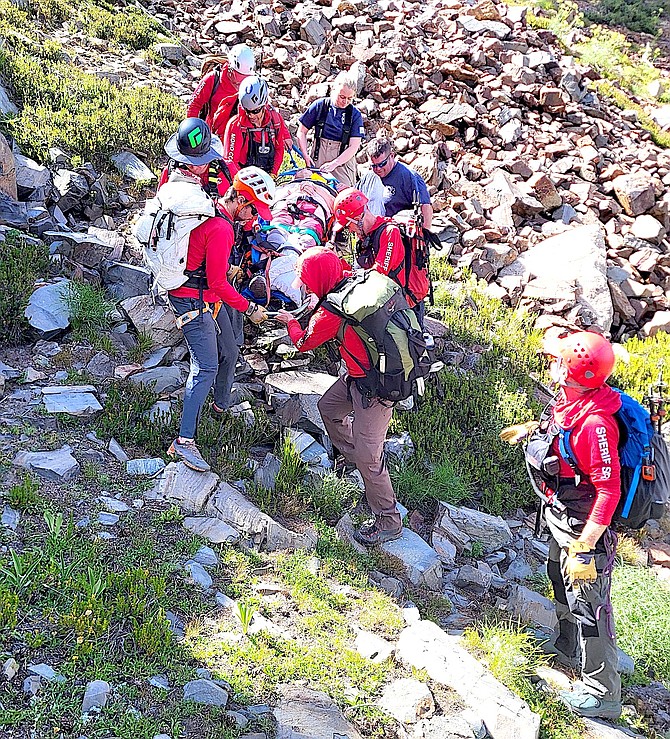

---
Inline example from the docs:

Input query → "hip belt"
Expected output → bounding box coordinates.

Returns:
[173,301,222,330]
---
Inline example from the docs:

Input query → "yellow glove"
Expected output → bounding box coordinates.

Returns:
[245,302,268,325]
[499,421,539,445]
[227,264,243,284]
[565,541,597,585]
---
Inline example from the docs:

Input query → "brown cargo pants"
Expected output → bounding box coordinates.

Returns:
[317,376,401,531]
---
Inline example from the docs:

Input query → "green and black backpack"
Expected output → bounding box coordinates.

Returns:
[322,269,433,402]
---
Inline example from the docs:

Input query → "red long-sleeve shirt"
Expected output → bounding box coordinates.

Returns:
[552,386,622,526]
[158,166,229,198]
[223,107,291,177]
[168,216,249,312]
[187,64,239,136]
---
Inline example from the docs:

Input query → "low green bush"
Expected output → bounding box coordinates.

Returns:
[611,331,670,402]
[0,230,50,347]
[585,0,669,36]
[82,4,162,49]
[65,280,115,342]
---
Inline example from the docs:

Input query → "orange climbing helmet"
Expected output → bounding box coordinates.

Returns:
[333,187,369,227]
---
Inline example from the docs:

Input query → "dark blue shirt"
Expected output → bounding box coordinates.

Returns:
[380,161,430,217]
[299,98,366,142]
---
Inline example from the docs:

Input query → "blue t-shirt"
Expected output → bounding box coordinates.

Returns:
[299,98,366,142]
[380,162,430,217]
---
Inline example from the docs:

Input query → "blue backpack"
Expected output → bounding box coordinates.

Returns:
[559,389,670,529]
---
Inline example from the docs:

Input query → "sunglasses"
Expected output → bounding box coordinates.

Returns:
[371,155,391,170]
[246,106,265,116]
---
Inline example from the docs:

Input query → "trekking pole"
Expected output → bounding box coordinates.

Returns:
[645,367,668,435]
[265,302,312,319]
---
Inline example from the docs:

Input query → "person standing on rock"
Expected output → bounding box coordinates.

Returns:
[187,44,256,137]
[359,138,433,228]
[274,247,403,546]
[332,187,430,325]
[500,331,622,720]
[161,122,273,471]
[296,71,365,187]
[223,75,293,179]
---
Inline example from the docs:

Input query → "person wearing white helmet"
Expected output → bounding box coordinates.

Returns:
[223,75,292,179]
[187,44,257,137]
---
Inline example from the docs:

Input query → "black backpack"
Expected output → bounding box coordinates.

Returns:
[321,270,433,402]
[312,98,353,160]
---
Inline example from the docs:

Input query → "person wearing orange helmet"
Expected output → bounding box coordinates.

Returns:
[332,187,430,322]
[166,165,273,473]
[501,331,622,720]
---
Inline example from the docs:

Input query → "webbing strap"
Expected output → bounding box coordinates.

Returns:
[621,462,643,518]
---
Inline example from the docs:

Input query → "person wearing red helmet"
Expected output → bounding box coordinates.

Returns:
[166,161,273,473]
[501,331,622,720]
[332,187,428,317]
[274,247,404,546]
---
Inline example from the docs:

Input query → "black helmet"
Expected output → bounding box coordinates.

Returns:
[164,118,224,165]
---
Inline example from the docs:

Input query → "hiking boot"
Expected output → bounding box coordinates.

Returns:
[558,689,622,720]
[168,438,210,472]
[354,519,402,547]
[210,402,227,418]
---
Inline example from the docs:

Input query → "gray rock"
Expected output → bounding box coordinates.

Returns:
[15,153,51,199]
[143,347,171,370]
[617,647,635,675]
[43,391,102,416]
[111,151,156,182]
[126,458,166,476]
[24,280,71,339]
[183,516,240,544]
[582,718,645,738]
[613,173,655,217]
[81,679,111,713]
[301,17,326,46]
[154,42,184,61]
[101,261,151,301]
[384,432,415,463]
[148,674,169,689]
[380,529,443,591]
[193,545,219,568]
[98,512,119,526]
[397,621,540,739]
[415,715,477,738]
[226,710,250,730]
[86,352,115,379]
[108,438,129,463]
[3,657,19,681]
[23,675,41,696]
[145,400,172,423]
[27,663,65,683]
[166,611,185,640]
[431,532,457,566]
[157,462,220,511]
[435,502,512,554]
[53,169,89,212]
[129,366,183,394]
[454,564,492,596]
[284,428,332,470]
[504,557,533,581]
[507,584,558,631]
[0,132,16,200]
[14,445,80,482]
[184,560,213,589]
[274,683,363,739]
[206,481,317,552]
[354,629,394,664]
[120,294,181,347]
[1,505,19,531]
[253,453,281,491]
[0,361,21,380]
[266,371,338,435]
[0,82,18,115]
[377,678,434,724]
[183,678,229,706]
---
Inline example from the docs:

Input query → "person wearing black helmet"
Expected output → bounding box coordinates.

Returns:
[157,117,234,197]
[157,119,271,472]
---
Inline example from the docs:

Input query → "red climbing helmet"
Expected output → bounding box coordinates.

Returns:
[543,331,616,389]
[333,187,369,226]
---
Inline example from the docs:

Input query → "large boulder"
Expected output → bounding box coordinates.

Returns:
[0,132,17,200]
[498,224,613,331]
[434,502,512,554]
[24,280,72,339]
[120,294,181,347]
[274,684,363,739]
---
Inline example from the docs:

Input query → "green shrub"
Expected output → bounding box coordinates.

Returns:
[303,472,357,522]
[7,474,41,512]
[611,330,670,401]
[0,5,182,167]
[612,564,670,681]
[392,457,471,511]
[131,607,172,657]
[64,280,115,341]
[0,586,19,631]
[82,4,162,49]
[0,230,50,347]
[585,0,669,35]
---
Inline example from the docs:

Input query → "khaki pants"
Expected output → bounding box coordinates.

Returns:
[317,377,401,531]
[315,138,357,188]
[545,505,621,702]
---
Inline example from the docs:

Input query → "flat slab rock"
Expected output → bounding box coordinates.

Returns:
[380,528,443,591]
[434,501,512,554]
[274,684,363,739]
[397,620,540,739]
[584,718,645,739]
[14,445,80,482]
[43,391,102,416]
[183,516,240,544]
[24,281,71,338]
[206,481,317,552]
[156,462,220,512]
[183,678,229,706]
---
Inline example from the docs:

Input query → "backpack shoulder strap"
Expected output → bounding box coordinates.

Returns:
[312,98,330,160]
[339,104,354,155]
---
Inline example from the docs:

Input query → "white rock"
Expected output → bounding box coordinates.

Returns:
[380,529,442,591]
[377,678,434,724]
[81,679,111,714]
[183,516,240,544]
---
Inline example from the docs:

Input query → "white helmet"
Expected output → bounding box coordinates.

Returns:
[228,44,256,75]
[233,166,276,220]
[238,75,269,112]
